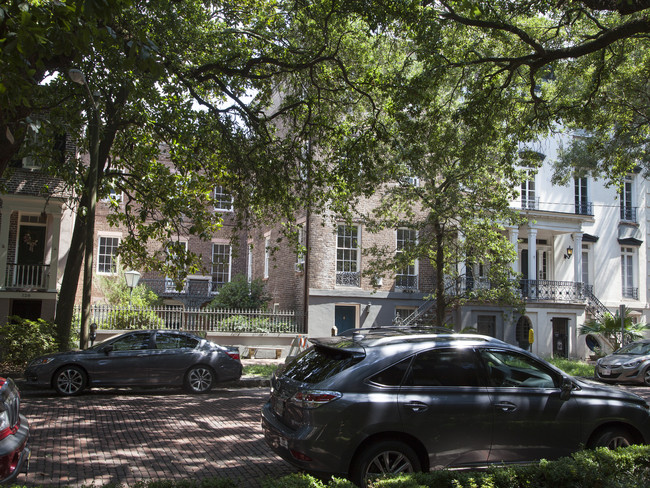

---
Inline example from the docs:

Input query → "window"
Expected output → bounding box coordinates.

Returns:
[296,224,305,272]
[247,243,253,282]
[336,225,360,286]
[479,349,557,388]
[165,241,188,292]
[620,175,636,222]
[582,244,590,285]
[621,247,637,299]
[97,236,120,274]
[404,348,481,387]
[395,228,418,290]
[110,332,151,351]
[521,170,536,209]
[574,177,591,215]
[154,333,199,350]
[370,357,412,387]
[214,186,233,212]
[395,306,417,323]
[212,243,231,290]
[264,235,271,279]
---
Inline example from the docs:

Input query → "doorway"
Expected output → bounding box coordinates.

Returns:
[16,224,46,287]
[552,318,569,358]
[335,305,357,335]
[11,299,42,321]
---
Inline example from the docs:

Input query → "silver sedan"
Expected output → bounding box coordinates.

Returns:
[595,340,650,386]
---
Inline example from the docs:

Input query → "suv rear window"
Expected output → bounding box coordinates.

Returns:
[282,346,363,384]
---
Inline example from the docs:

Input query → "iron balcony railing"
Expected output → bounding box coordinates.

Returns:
[141,278,221,296]
[575,201,594,215]
[622,287,639,300]
[395,274,419,292]
[336,271,361,287]
[4,263,50,289]
[620,206,638,223]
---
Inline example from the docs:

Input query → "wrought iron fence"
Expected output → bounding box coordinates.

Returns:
[73,305,304,334]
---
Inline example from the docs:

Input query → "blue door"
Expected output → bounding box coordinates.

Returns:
[335,305,357,334]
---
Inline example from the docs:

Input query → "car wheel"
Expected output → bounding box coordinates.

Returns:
[643,366,650,387]
[185,365,215,393]
[590,427,634,449]
[54,366,87,396]
[351,440,421,488]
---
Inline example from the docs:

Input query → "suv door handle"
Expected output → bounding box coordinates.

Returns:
[493,401,517,412]
[404,401,429,413]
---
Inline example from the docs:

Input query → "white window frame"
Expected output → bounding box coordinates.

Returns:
[395,228,418,290]
[336,224,361,287]
[264,234,271,279]
[574,177,589,214]
[521,170,536,209]
[620,175,635,221]
[621,247,637,299]
[214,185,233,212]
[211,242,232,290]
[97,234,121,275]
[165,240,188,292]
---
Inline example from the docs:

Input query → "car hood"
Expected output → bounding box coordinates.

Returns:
[574,377,648,405]
[598,354,650,366]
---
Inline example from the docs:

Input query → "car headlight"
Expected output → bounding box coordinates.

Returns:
[0,410,9,435]
[623,360,640,369]
[29,357,54,367]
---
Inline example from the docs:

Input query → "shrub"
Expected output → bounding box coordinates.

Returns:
[215,315,297,333]
[97,308,165,330]
[0,316,59,366]
[207,274,270,310]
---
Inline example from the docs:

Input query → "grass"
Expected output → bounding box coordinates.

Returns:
[546,357,595,377]
[242,363,280,377]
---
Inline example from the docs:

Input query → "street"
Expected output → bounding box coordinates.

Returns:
[20,387,293,487]
[18,382,650,487]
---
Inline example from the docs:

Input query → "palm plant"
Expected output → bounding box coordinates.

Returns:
[579,310,650,352]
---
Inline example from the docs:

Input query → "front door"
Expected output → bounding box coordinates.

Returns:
[553,318,569,358]
[335,305,357,335]
[16,225,46,287]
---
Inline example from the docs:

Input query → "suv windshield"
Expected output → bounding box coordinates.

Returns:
[282,346,363,384]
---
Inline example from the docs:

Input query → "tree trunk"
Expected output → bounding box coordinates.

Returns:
[54,198,87,350]
[434,222,447,329]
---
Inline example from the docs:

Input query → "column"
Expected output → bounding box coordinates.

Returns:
[0,206,13,290]
[573,232,583,284]
[528,228,537,298]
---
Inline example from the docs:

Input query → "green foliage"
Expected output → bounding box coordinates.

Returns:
[0,316,59,366]
[544,358,594,378]
[579,310,650,352]
[208,275,270,310]
[215,315,297,334]
[98,271,162,308]
[242,363,279,377]
[133,478,238,488]
[96,309,165,331]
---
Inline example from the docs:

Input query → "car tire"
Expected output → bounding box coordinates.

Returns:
[351,440,421,488]
[590,427,634,449]
[185,365,215,393]
[54,366,87,396]
[643,366,650,387]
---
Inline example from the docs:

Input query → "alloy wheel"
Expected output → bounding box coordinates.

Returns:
[188,367,213,392]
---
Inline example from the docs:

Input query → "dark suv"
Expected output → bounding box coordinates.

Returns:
[262,331,650,487]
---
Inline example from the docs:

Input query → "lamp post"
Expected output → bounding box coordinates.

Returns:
[69,69,100,350]
[124,270,141,297]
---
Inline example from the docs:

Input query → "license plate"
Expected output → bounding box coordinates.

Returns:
[600,368,611,376]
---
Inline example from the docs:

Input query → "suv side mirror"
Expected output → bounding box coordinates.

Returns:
[560,377,573,401]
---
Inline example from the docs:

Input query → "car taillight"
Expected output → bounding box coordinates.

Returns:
[226,351,240,360]
[289,390,341,409]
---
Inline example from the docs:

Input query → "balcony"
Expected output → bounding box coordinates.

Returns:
[520,280,585,302]
[620,206,638,223]
[622,287,639,300]
[575,202,594,215]
[4,264,50,290]
[395,274,418,292]
[336,271,360,287]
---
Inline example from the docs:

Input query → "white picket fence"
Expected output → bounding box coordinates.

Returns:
[74,305,304,334]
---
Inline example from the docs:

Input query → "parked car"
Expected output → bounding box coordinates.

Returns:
[262,331,650,487]
[595,339,650,386]
[0,377,29,483]
[24,330,242,395]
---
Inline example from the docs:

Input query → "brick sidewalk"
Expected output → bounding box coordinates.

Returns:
[21,387,294,487]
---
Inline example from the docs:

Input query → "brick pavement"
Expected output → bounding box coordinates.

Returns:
[20,387,294,487]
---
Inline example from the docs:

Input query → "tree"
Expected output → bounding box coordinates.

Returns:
[579,309,650,351]
[362,62,526,327]
[207,274,270,310]
[11,0,391,349]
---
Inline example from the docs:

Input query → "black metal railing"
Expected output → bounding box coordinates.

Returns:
[575,202,593,215]
[622,287,639,300]
[395,274,418,292]
[336,271,360,287]
[620,206,638,223]
[519,279,584,302]
[142,278,219,297]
